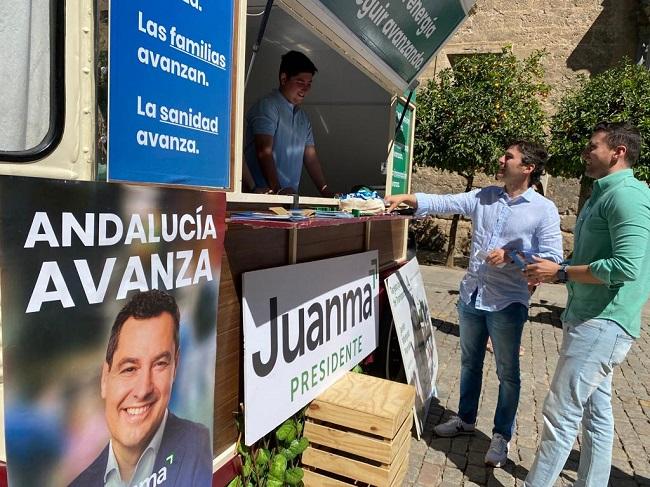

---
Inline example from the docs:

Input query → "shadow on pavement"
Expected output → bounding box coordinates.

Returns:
[528,301,564,329]
[431,317,459,337]
[553,449,650,487]
[424,401,525,487]
[423,401,648,487]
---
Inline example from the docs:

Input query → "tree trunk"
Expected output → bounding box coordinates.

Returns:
[445,175,474,267]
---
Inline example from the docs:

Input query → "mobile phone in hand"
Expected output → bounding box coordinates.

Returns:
[508,250,527,271]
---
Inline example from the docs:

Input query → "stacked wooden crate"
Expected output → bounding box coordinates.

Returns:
[301,372,415,486]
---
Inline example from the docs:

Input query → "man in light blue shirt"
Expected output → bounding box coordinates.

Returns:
[104,411,168,487]
[244,50,331,196]
[385,141,563,467]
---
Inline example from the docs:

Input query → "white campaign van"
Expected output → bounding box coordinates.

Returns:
[0,0,475,484]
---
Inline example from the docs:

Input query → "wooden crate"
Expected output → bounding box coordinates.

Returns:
[302,372,415,486]
[302,452,409,487]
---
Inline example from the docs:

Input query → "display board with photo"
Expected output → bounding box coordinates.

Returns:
[385,257,438,438]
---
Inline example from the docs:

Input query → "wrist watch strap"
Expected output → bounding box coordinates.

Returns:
[557,264,569,283]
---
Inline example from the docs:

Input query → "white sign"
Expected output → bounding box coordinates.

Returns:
[385,257,438,437]
[243,251,379,445]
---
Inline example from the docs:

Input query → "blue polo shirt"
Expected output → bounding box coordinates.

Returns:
[244,89,315,190]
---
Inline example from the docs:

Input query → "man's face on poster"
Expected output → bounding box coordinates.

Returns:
[101,312,178,455]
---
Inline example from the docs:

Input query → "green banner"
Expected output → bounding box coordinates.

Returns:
[320,0,466,83]
[391,101,412,195]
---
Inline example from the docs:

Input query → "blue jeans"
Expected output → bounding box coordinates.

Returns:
[457,295,527,441]
[525,319,634,487]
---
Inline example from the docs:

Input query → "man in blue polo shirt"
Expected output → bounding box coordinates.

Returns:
[244,50,331,196]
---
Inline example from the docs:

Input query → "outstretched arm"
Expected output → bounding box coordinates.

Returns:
[386,191,478,216]
[384,194,418,212]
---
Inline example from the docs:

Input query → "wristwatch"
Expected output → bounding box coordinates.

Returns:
[556,263,569,283]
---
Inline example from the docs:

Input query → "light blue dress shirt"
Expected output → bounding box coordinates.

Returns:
[244,89,315,190]
[415,186,563,311]
[104,410,169,487]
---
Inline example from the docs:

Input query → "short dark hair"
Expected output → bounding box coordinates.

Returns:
[592,121,642,165]
[105,290,180,369]
[279,50,317,79]
[508,140,548,187]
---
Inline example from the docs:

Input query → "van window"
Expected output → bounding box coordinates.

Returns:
[0,0,63,159]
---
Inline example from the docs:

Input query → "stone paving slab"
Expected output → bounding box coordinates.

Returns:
[405,264,650,487]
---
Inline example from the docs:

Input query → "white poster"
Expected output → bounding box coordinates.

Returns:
[385,257,438,438]
[243,251,379,445]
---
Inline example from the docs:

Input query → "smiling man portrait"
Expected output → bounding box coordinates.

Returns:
[70,290,212,487]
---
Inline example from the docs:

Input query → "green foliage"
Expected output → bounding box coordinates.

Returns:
[548,60,650,181]
[351,364,364,374]
[284,467,305,486]
[275,421,297,443]
[414,47,549,178]
[281,437,309,461]
[268,454,287,482]
[228,411,309,487]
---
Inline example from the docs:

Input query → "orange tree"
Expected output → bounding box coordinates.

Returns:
[414,47,549,266]
[548,60,650,209]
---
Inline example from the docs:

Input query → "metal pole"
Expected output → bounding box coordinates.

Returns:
[394,89,415,137]
[245,0,275,88]
[385,87,417,173]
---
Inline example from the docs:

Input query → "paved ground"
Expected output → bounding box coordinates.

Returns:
[405,264,650,487]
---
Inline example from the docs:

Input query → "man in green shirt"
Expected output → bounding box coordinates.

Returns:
[523,122,650,486]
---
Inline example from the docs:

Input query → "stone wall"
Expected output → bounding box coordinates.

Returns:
[421,0,640,108]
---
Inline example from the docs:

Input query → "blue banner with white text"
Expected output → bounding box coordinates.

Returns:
[108,0,234,188]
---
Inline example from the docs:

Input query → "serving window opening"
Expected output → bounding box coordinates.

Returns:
[243,1,394,199]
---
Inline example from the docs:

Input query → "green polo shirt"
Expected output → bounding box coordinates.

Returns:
[564,169,650,338]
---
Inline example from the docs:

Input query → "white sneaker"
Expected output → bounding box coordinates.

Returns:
[433,416,475,437]
[484,433,509,467]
